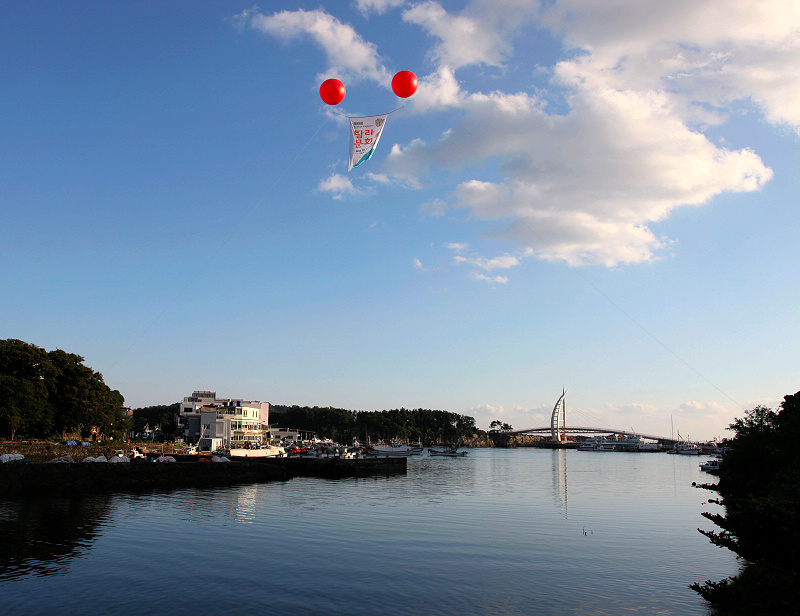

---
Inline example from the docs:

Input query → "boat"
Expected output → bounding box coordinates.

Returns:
[674,442,700,455]
[428,445,468,457]
[700,459,722,474]
[577,437,616,452]
[365,442,414,457]
[229,444,285,458]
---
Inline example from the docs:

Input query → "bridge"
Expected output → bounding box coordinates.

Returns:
[506,389,676,446]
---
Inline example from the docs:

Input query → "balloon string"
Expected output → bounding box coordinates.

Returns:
[328,105,405,118]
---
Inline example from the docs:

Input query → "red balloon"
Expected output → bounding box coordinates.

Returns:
[320,79,346,105]
[392,70,418,98]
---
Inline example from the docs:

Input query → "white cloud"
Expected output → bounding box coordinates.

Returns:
[455,254,519,270]
[473,272,508,284]
[471,403,551,431]
[669,400,734,440]
[318,173,363,199]
[241,1,796,269]
[413,257,426,271]
[403,0,542,69]
[355,0,407,15]
[453,249,522,282]
[446,242,468,252]
[242,8,389,83]
[388,79,772,266]
[403,1,510,68]
[365,172,391,183]
[410,66,462,112]
[544,0,800,131]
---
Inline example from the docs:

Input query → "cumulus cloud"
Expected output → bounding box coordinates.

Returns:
[355,0,407,15]
[240,1,797,270]
[452,248,523,282]
[403,1,510,68]
[365,172,391,183]
[470,403,550,431]
[542,0,800,129]
[318,173,363,199]
[403,0,542,69]
[676,400,731,418]
[241,8,389,83]
[387,49,775,266]
[318,171,411,199]
[473,272,508,284]
[668,400,734,440]
[410,66,462,112]
[454,254,519,270]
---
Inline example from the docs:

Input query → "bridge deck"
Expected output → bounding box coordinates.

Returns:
[509,426,674,442]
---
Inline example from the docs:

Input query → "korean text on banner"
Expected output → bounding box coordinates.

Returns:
[349,114,388,171]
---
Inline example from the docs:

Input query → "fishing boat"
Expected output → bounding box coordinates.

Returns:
[428,445,468,457]
[700,459,722,474]
[675,442,700,455]
[365,442,413,457]
[230,444,285,458]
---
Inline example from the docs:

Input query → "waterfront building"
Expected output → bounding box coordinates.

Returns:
[268,426,316,444]
[178,391,269,451]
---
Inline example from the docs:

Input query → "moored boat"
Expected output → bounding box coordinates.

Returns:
[229,445,285,458]
[428,445,468,457]
[700,458,721,474]
[365,442,413,457]
[675,442,700,455]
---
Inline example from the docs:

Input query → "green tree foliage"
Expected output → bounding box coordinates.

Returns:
[0,339,125,440]
[271,405,477,444]
[131,403,180,439]
[692,392,800,614]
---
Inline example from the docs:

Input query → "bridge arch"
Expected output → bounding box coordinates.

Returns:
[550,388,567,442]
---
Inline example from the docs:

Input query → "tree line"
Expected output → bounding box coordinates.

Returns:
[692,391,799,614]
[0,339,125,440]
[270,404,477,444]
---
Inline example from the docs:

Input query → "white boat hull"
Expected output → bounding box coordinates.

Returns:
[229,446,285,458]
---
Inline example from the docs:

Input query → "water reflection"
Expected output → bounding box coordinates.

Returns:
[550,449,569,516]
[0,451,735,616]
[0,496,112,581]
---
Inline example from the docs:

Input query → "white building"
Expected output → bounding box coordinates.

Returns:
[178,391,269,451]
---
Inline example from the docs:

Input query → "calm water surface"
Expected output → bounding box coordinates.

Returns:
[0,449,735,615]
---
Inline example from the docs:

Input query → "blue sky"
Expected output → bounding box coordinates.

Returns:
[3,1,799,440]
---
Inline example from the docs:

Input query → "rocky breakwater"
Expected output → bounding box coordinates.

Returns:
[463,433,546,448]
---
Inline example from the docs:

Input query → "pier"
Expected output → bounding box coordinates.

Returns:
[0,456,407,497]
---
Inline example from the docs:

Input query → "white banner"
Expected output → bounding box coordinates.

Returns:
[349,114,388,171]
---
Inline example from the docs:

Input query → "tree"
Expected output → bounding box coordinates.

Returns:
[270,405,478,444]
[0,340,55,438]
[489,420,512,432]
[132,404,180,439]
[691,394,800,613]
[0,339,124,440]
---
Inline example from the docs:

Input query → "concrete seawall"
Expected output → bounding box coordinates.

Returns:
[0,457,406,497]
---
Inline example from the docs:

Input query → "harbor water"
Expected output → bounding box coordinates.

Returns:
[0,448,735,615]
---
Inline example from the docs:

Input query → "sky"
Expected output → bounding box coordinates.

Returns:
[3,1,799,441]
